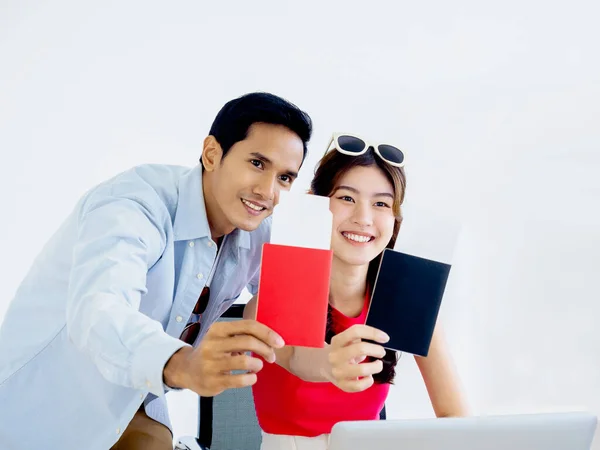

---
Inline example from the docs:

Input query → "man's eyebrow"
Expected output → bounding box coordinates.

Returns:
[284,168,299,178]
[249,152,272,164]
[249,152,298,178]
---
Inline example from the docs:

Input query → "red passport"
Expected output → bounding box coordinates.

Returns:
[256,243,333,348]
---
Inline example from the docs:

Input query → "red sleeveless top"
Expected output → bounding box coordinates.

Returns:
[252,294,390,437]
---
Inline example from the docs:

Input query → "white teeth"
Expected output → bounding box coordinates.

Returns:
[242,199,265,211]
[342,232,372,243]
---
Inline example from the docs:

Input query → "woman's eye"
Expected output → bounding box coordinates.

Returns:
[375,201,391,208]
[338,196,354,203]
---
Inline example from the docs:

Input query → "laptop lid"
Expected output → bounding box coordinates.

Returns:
[328,412,597,450]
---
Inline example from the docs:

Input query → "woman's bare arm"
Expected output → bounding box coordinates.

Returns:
[243,296,329,382]
[243,296,386,388]
[415,322,470,417]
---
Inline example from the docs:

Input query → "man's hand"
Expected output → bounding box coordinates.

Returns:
[323,324,389,393]
[163,320,284,397]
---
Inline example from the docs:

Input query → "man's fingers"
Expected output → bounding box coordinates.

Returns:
[214,334,277,363]
[209,320,284,349]
[193,372,259,396]
[222,372,259,390]
[217,354,264,374]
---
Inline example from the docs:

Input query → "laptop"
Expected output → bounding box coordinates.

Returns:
[328,412,597,450]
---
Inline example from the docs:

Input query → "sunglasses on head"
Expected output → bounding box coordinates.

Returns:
[325,133,406,168]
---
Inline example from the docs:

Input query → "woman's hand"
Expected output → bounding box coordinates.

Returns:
[323,324,390,393]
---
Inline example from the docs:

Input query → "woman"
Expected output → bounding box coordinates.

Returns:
[244,133,468,450]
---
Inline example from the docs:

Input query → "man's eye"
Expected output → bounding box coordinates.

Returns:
[280,175,292,183]
[250,159,263,168]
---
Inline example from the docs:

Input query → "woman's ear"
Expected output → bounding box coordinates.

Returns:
[306,189,314,195]
[201,136,222,172]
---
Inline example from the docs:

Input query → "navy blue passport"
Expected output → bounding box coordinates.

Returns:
[365,249,451,357]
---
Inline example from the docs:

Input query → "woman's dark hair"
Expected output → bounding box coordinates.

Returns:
[310,147,407,384]
[204,91,312,166]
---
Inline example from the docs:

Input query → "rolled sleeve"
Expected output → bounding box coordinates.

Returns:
[66,190,181,397]
[247,276,260,296]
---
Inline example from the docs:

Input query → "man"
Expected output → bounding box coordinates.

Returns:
[0,92,312,450]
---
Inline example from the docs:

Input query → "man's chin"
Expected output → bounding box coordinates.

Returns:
[233,213,270,232]
[236,222,259,232]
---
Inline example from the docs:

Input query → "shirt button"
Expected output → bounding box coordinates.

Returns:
[116,427,121,435]
[207,241,213,247]
[197,273,204,279]
[146,380,152,388]
[188,241,195,247]
[140,393,144,400]
[175,315,183,323]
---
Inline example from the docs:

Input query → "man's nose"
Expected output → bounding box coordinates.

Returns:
[253,174,276,201]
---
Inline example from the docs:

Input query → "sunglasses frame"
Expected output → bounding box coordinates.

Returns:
[325,132,406,168]
[179,285,210,345]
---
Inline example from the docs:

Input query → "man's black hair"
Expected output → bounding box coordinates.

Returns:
[202,92,312,166]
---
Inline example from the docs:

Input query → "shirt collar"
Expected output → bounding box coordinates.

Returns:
[173,165,211,242]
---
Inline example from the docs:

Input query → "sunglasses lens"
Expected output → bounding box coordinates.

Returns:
[180,322,200,344]
[337,135,366,154]
[193,286,210,315]
[378,144,405,165]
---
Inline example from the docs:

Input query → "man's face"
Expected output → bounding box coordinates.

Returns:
[203,122,304,236]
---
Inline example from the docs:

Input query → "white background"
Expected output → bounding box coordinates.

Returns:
[1,0,599,446]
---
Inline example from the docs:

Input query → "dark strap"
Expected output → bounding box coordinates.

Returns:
[196,304,244,448]
[380,404,387,420]
[198,396,214,449]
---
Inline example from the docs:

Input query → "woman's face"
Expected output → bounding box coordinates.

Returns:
[329,165,397,267]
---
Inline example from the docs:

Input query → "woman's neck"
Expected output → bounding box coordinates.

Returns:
[329,256,369,317]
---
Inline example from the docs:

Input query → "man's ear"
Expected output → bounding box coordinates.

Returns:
[201,136,222,172]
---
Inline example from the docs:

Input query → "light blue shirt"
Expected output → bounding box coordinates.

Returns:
[0,164,270,450]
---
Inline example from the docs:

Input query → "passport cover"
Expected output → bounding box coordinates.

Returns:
[256,243,333,348]
[365,248,451,356]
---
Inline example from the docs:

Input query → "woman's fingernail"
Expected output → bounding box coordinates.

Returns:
[379,333,390,342]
